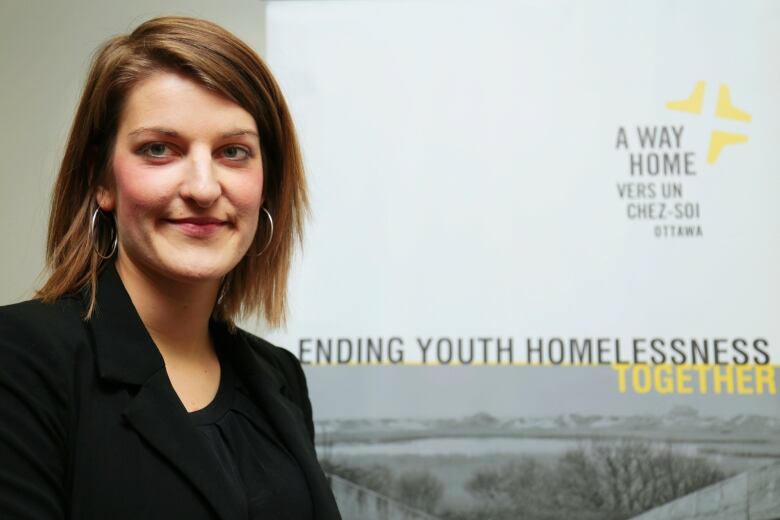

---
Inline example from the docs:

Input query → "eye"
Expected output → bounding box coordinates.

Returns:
[221,146,251,161]
[138,142,174,158]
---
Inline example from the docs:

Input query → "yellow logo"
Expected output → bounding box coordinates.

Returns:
[666,81,751,164]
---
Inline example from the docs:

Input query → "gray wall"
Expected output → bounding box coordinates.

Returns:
[0,0,266,304]
[630,462,780,520]
[330,475,440,520]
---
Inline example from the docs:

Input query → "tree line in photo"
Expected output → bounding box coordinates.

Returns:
[321,439,726,520]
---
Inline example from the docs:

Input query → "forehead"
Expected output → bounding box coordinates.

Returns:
[117,71,257,135]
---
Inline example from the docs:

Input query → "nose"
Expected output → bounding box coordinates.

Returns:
[180,147,222,207]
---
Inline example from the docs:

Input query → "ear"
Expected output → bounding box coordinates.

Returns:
[90,144,116,212]
[96,185,115,212]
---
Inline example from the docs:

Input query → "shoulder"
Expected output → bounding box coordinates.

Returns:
[0,295,87,360]
[0,293,85,326]
[237,328,306,390]
[234,327,316,441]
[0,296,88,414]
[0,297,85,517]
[0,296,86,440]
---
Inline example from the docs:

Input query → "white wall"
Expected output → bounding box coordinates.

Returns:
[0,0,266,304]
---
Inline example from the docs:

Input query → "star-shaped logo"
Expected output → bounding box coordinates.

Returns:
[666,81,751,164]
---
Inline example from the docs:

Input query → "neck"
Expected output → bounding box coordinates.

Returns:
[114,257,222,362]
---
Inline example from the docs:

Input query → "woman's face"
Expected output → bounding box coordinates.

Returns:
[97,71,263,286]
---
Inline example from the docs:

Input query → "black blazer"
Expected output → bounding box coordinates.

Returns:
[0,262,341,520]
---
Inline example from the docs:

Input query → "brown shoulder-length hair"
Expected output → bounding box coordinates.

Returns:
[35,16,308,330]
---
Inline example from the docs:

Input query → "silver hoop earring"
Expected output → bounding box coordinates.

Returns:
[249,207,274,257]
[216,276,229,305]
[89,207,118,259]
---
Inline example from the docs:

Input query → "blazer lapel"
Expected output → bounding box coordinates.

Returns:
[87,262,243,520]
[122,370,244,520]
[216,324,342,520]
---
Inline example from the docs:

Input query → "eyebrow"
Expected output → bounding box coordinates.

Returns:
[127,126,259,138]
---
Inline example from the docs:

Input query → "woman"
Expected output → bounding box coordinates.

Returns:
[0,16,341,520]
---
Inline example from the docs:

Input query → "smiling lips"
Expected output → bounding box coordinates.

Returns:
[166,217,227,238]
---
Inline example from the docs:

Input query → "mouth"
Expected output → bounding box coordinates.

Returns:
[168,217,227,225]
[165,218,228,238]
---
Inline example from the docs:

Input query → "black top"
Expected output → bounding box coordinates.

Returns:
[0,260,341,520]
[189,344,314,520]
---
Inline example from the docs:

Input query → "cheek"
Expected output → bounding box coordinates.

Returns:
[111,155,174,227]
[226,173,263,239]
[231,170,264,213]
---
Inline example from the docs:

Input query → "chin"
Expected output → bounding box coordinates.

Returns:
[119,245,241,285]
[143,251,233,283]
[165,261,233,283]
